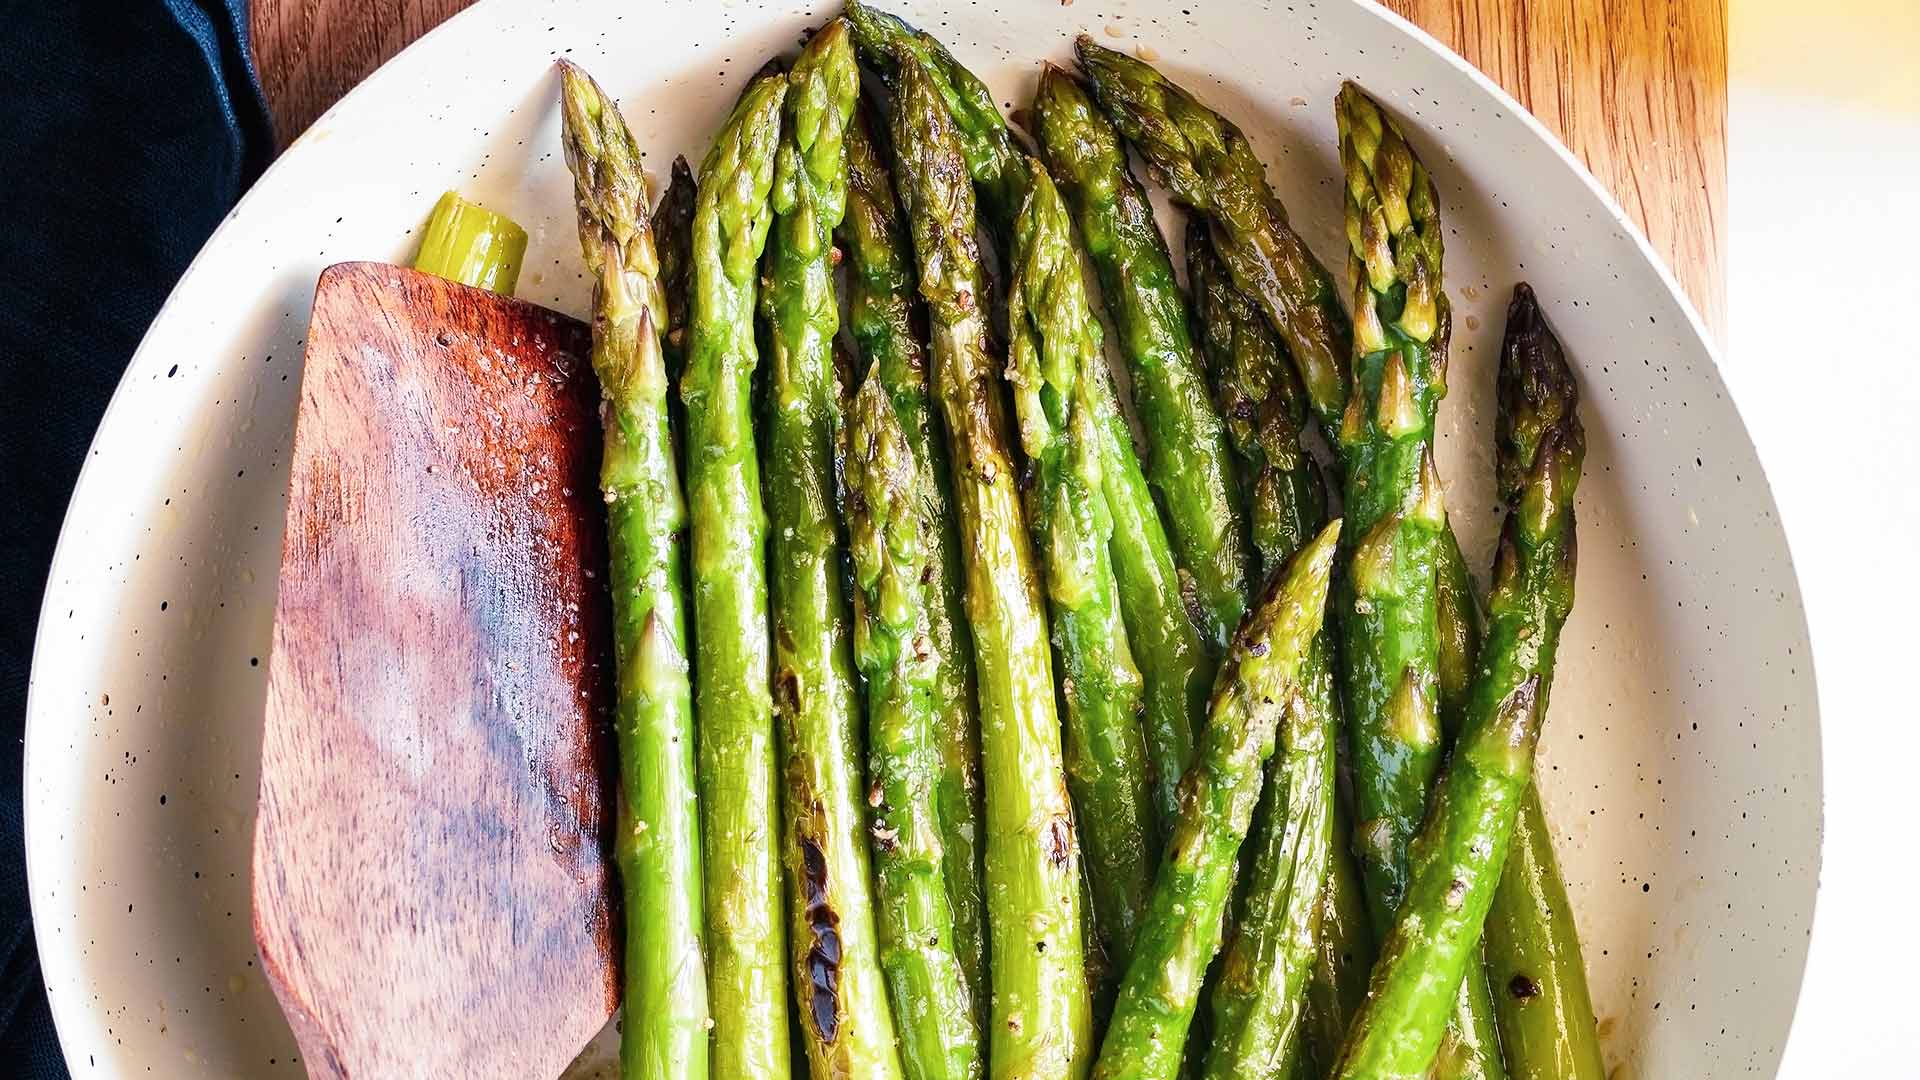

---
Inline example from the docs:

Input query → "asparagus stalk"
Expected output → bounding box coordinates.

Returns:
[412,190,527,293]
[837,95,990,1021]
[757,23,903,1080]
[843,0,1027,240]
[1030,65,1250,653]
[557,62,706,1080]
[1182,217,1319,584]
[889,48,1093,1080]
[842,43,1218,813]
[1090,521,1340,1080]
[1183,219,1344,1080]
[1073,47,1507,1075]
[1333,83,1511,1078]
[1005,156,1158,978]
[1331,280,1584,1079]
[1334,74,1453,937]
[652,155,697,380]
[1025,67,1210,833]
[1196,631,1335,1080]
[845,373,986,1080]
[1090,371,1212,834]
[1475,289,1607,1080]
[1073,39,1349,428]
[682,67,790,1080]
[1298,793,1377,1079]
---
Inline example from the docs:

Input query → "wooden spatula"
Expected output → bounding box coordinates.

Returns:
[253,262,618,1079]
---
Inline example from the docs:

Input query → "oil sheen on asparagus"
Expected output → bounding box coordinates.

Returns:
[1092,522,1340,1080]
[1185,218,1345,1080]
[844,373,985,1080]
[837,94,991,1023]
[758,22,903,1080]
[1332,281,1584,1079]
[682,67,790,1080]
[1030,64,1250,655]
[889,46,1093,1080]
[1473,289,1607,1080]
[558,62,707,1080]
[1004,155,1157,979]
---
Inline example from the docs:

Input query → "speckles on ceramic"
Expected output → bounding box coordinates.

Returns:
[23,1,1818,1077]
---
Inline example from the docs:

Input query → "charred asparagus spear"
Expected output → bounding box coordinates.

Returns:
[1073,38,1349,427]
[837,94,990,1021]
[890,48,1093,1080]
[843,0,1027,239]
[1184,217,1347,1080]
[1030,64,1250,654]
[682,67,791,1080]
[1331,280,1584,1079]
[1005,155,1158,978]
[758,22,904,1080]
[1092,522,1341,1080]
[652,155,697,379]
[1474,290,1607,1080]
[558,62,707,1080]
[845,373,986,1080]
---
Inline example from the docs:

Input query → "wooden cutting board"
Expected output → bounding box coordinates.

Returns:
[252,262,618,1079]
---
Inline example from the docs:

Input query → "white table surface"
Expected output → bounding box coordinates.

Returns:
[1734,0,1920,1072]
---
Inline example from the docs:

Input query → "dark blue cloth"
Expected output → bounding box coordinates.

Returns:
[0,1,270,1074]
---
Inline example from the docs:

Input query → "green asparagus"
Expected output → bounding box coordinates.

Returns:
[558,62,706,1080]
[758,23,903,1080]
[1331,280,1584,1079]
[889,48,1093,1080]
[682,67,790,1080]
[843,0,1027,239]
[652,155,697,379]
[1029,62,1205,826]
[1196,630,1335,1080]
[837,95,990,1020]
[1333,83,1517,1079]
[1480,788,1604,1080]
[1092,521,1340,1080]
[412,189,527,293]
[1073,39,1349,430]
[1331,79,1450,929]
[1299,795,1377,1078]
[1183,218,1340,1080]
[1477,288,1606,1080]
[1182,216,1318,584]
[1005,155,1157,977]
[1091,369,1212,833]
[845,374,985,1080]
[1031,65,1249,652]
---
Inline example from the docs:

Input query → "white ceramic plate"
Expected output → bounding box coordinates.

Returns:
[23,1,1820,1076]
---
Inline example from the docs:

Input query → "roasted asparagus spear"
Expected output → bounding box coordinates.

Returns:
[845,372,986,1080]
[838,94,991,1025]
[758,21,905,1080]
[1092,522,1340,1080]
[682,67,791,1080]
[1030,65,1250,654]
[558,62,707,1080]
[1331,281,1584,1079]
[1005,154,1158,979]
[890,48,1094,1080]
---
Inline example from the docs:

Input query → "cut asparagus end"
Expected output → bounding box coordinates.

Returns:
[412,190,528,294]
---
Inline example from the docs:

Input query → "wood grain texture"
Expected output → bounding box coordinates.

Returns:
[1380,0,1726,336]
[248,0,1723,333]
[252,262,617,1079]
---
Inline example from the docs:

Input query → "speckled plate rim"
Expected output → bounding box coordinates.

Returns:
[22,0,1822,1073]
